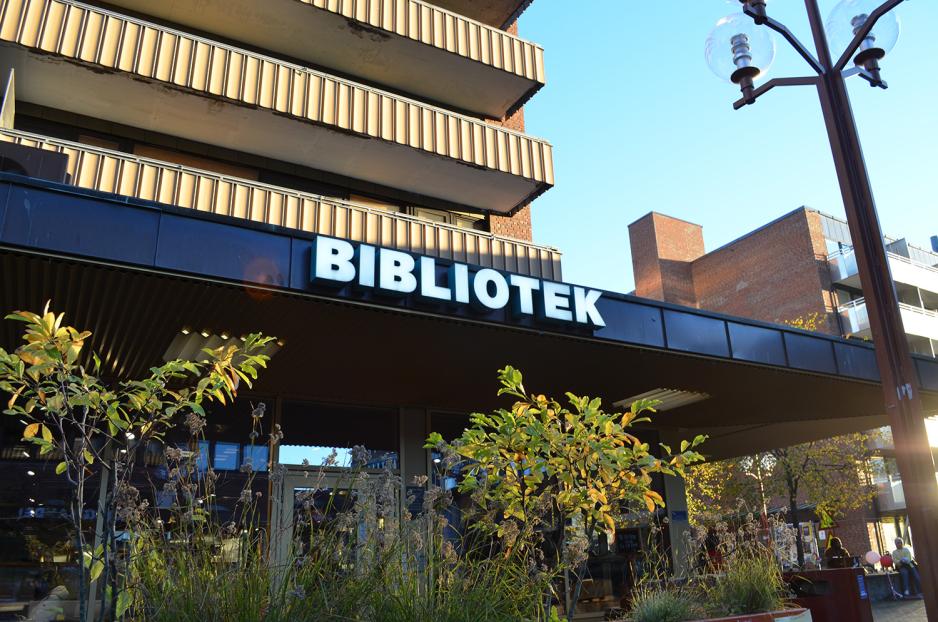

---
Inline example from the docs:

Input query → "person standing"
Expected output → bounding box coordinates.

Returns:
[893,537,923,598]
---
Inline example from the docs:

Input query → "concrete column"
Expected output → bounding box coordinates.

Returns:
[660,430,693,577]
[399,408,429,487]
[662,473,692,578]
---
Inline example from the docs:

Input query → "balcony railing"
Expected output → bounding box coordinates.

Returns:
[0,0,553,213]
[420,0,530,29]
[829,247,938,295]
[98,0,545,119]
[0,128,562,278]
[839,298,938,343]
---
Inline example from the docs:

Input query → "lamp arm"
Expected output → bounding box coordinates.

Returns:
[744,6,826,74]
[833,0,906,71]
[841,65,888,88]
[733,76,820,110]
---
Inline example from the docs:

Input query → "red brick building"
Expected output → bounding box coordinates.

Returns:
[629,207,938,561]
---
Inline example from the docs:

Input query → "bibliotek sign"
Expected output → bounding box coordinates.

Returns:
[310,236,606,328]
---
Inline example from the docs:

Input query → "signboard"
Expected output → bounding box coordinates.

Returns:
[309,236,606,328]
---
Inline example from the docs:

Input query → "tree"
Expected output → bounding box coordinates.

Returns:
[428,366,707,621]
[685,457,761,523]
[0,304,273,621]
[769,433,877,566]
[686,433,878,567]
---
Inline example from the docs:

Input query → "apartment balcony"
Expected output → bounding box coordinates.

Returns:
[0,128,562,278]
[839,298,938,343]
[421,0,530,30]
[829,247,938,297]
[97,0,545,119]
[0,0,553,214]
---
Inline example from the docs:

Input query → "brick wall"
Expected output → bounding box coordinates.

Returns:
[486,20,533,241]
[628,212,705,306]
[833,505,875,557]
[489,204,532,240]
[690,209,839,333]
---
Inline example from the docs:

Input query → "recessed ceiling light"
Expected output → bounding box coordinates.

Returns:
[28,497,35,503]
[200,329,211,338]
[181,327,191,335]
[26,470,35,476]
[614,388,710,412]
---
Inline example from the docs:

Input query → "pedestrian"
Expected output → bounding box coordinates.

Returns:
[893,537,923,598]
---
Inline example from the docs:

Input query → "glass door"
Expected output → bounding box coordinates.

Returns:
[269,468,397,572]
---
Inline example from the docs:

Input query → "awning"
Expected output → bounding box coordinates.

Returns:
[1,174,935,460]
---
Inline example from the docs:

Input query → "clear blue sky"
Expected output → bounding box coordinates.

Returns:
[520,1,937,293]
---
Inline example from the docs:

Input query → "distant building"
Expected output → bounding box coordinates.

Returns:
[629,207,938,559]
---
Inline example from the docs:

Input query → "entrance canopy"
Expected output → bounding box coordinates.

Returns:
[1,175,936,460]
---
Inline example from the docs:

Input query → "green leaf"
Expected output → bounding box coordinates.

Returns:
[115,589,133,619]
[41,424,52,442]
[55,461,67,475]
[90,559,104,582]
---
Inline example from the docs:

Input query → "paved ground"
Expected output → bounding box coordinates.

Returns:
[872,599,926,622]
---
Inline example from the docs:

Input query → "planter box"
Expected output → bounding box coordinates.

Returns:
[694,609,812,622]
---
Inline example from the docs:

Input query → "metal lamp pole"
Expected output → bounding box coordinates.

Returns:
[724,0,938,617]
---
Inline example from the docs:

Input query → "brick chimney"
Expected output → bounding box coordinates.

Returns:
[628,213,704,306]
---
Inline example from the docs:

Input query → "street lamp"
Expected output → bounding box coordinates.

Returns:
[705,1,938,619]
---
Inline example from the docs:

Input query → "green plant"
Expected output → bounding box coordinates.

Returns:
[0,303,273,621]
[132,435,555,622]
[427,366,707,621]
[628,586,702,622]
[703,545,787,617]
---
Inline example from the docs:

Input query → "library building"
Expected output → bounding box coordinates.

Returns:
[0,0,936,617]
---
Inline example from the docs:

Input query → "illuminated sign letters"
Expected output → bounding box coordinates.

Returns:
[311,236,605,328]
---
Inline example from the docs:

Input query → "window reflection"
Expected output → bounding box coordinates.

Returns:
[0,396,273,621]
[0,416,99,620]
[277,402,399,469]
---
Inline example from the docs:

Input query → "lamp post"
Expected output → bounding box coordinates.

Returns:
[706,1,938,618]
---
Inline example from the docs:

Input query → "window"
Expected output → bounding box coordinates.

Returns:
[412,207,485,231]
[133,144,259,180]
[277,402,399,469]
[78,134,121,150]
[349,194,403,213]
[213,442,240,471]
[242,445,269,472]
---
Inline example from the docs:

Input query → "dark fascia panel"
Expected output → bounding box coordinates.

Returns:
[0,172,931,394]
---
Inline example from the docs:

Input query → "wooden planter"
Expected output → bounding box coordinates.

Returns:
[693,609,812,622]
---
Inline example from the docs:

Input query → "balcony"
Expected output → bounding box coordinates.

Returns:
[96,0,545,119]
[0,128,562,278]
[421,0,530,29]
[839,298,938,343]
[0,0,553,214]
[829,247,938,296]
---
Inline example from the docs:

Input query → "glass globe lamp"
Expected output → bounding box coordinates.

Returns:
[827,0,900,68]
[705,13,776,91]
